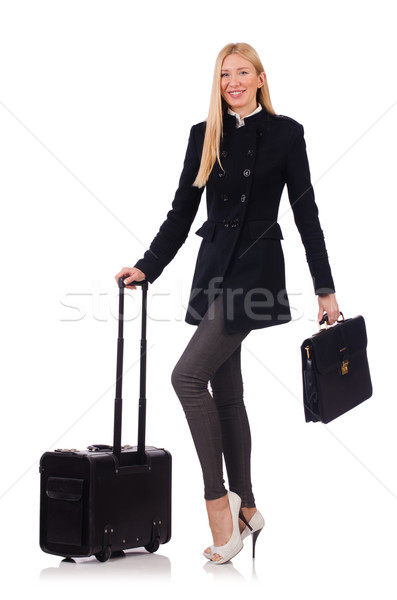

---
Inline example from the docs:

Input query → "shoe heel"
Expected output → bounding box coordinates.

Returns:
[252,528,262,559]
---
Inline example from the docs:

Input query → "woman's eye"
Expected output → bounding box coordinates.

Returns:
[221,73,229,78]
[239,71,248,75]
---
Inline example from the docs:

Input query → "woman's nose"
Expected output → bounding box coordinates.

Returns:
[229,73,240,87]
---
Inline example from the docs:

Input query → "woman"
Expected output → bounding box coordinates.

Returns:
[115,42,340,564]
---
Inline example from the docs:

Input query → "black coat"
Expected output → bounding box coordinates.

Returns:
[135,108,335,333]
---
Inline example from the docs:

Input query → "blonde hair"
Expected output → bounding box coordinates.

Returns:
[193,43,276,188]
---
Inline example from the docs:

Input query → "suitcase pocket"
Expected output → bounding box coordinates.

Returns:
[46,477,85,546]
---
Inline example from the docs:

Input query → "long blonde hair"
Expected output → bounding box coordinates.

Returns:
[193,43,276,189]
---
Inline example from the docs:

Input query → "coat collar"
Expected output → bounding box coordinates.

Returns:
[226,104,263,127]
[223,105,271,134]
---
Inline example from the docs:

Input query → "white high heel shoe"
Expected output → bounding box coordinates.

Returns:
[205,491,244,565]
[203,505,265,560]
[240,509,265,558]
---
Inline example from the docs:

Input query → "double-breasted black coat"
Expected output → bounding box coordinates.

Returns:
[135,108,336,333]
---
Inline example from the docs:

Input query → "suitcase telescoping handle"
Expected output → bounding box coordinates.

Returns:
[113,276,148,466]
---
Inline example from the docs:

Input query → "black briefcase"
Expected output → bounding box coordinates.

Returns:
[301,313,373,424]
[40,278,171,562]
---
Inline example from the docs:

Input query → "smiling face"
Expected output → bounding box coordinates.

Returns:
[220,53,265,119]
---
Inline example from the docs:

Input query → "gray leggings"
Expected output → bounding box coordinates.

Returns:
[171,294,255,507]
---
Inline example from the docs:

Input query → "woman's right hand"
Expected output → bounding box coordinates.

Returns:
[114,266,146,290]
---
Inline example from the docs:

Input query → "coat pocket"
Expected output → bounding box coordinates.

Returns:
[195,220,216,242]
[248,220,283,240]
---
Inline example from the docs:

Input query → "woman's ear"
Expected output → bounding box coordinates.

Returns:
[257,72,266,89]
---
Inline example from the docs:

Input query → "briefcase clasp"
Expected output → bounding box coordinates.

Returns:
[340,359,349,375]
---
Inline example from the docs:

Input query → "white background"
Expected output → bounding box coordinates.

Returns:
[1,0,396,597]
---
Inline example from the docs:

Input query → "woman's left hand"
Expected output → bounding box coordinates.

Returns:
[317,293,340,325]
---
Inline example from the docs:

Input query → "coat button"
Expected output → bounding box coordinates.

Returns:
[243,169,251,177]
[240,194,246,202]
[223,194,229,202]
[247,149,254,157]
[223,219,230,228]
[221,150,228,158]
[219,171,225,178]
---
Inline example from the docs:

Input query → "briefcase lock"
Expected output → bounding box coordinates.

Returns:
[340,359,349,375]
[339,346,349,375]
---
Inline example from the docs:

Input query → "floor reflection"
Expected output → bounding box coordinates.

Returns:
[40,549,171,581]
[202,557,260,584]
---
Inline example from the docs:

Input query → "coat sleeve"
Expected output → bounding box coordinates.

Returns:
[285,123,336,294]
[134,124,205,283]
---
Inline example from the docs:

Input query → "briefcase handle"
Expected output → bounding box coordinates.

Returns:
[113,276,148,466]
[318,311,344,330]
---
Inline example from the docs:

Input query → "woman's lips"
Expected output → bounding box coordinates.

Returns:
[228,90,245,99]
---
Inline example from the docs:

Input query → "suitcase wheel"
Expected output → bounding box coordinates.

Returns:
[145,539,160,553]
[95,545,112,562]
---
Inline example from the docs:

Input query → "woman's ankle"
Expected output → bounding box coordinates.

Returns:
[206,494,232,546]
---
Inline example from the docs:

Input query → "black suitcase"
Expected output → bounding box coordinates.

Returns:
[40,278,172,562]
